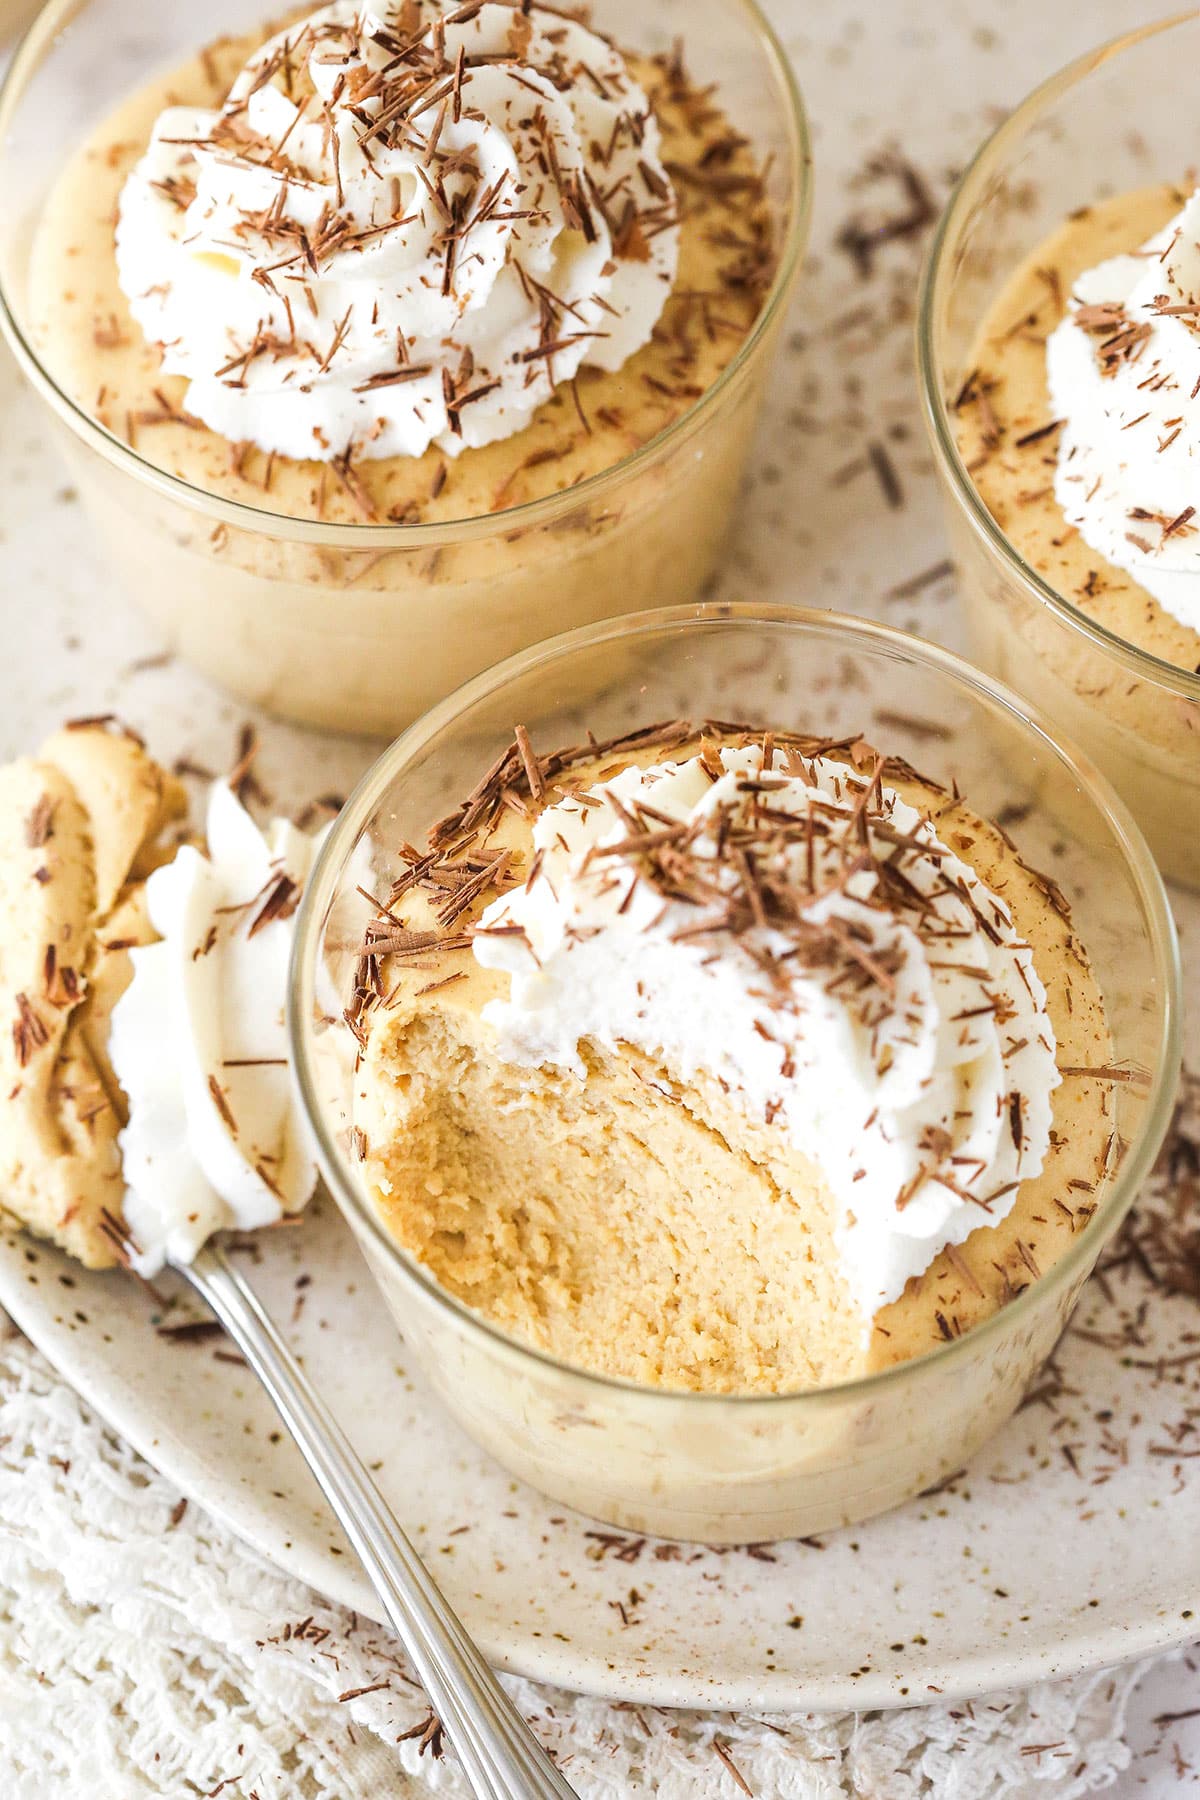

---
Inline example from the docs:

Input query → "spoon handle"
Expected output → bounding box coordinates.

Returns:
[182,1240,579,1800]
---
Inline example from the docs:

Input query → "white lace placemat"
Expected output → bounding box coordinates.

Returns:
[0,1318,1153,1799]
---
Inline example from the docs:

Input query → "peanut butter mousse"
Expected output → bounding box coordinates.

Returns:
[0,726,319,1274]
[350,722,1114,1395]
[0,723,186,1268]
[27,1,773,525]
[956,182,1200,673]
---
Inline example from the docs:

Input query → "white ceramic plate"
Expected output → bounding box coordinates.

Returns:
[1,344,1197,1710]
[2,1098,1197,1715]
[1,0,1198,1697]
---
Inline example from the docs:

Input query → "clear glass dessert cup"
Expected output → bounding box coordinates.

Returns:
[291,602,1181,1544]
[0,0,810,737]
[0,0,38,44]
[917,14,1200,890]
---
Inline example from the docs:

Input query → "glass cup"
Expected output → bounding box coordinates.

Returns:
[0,0,38,43]
[0,0,810,736]
[918,14,1200,890]
[290,603,1181,1544]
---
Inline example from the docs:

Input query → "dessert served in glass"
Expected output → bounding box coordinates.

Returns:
[0,719,322,1275]
[0,722,607,1787]
[0,0,808,733]
[919,14,1200,888]
[0,0,37,47]
[294,605,1180,1543]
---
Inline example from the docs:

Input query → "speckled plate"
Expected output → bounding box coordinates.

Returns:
[1,0,1199,1704]
[1,1099,1198,1714]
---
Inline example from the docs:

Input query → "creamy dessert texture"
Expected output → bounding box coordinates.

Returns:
[27,1,773,524]
[350,721,1115,1395]
[109,778,319,1275]
[955,183,1200,674]
[0,724,318,1274]
[0,724,186,1268]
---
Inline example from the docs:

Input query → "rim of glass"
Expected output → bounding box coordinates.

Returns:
[0,0,812,547]
[916,9,1200,703]
[289,600,1183,1411]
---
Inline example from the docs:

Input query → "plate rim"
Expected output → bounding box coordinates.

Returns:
[1,1243,1195,1714]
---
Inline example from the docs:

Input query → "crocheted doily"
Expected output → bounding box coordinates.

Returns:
[0,1321,1147,1799]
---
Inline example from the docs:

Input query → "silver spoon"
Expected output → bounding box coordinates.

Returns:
[180,1237,579,1800]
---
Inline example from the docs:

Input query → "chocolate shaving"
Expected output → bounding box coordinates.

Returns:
[24,796,56,849]
[353,364,433,390]
[884,560,954,601]
[157,1319,226,1343]
[867,440,904,510]
[12,993,49,1067]
[513,724,546,800]
[712,1741,753,1797]
[1058,1063,1151,1086]
[836,150,936,279]
[207,1074,238,1134]
[943,1240,984,1297]
[247,871,301,938]
[396,1710,445,1760]
[64,714,147,747]
[1009,1090,1024,1154]
[228,725,266,808]
[1015,1238,1041,1281]
[1013,418,1064,448]
[1073,301,1152,375]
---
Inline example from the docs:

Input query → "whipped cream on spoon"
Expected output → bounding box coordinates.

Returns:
[109,780,320,1274]
[104,776,578,1799]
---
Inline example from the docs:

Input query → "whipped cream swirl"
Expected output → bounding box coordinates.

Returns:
[473,744,1059,1317]
[109,782,318,1277]
[1047,187,1200,634]
[115,0,679,463]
